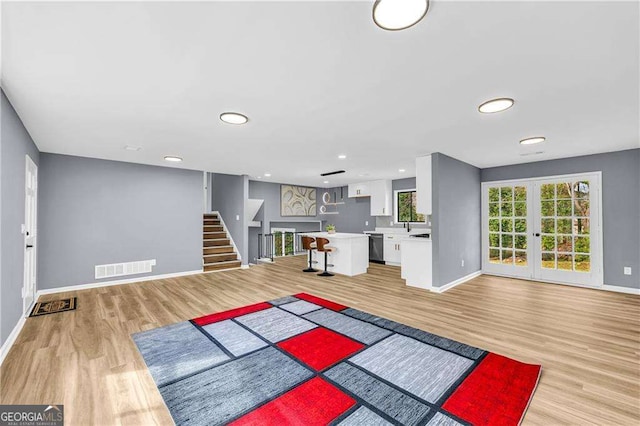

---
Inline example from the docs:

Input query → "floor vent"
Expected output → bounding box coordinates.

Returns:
[95,259,156,279]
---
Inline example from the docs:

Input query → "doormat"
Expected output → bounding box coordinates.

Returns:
[30,297,77,317]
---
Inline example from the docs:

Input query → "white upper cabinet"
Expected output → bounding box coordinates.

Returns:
[348,182,371,198]
[348,179,392,216]
[369,180,392,216]
[416,155,432,215]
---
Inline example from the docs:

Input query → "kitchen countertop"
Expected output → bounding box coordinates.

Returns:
[302,232,368,239]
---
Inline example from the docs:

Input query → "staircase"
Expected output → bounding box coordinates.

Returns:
[203,213,241,272]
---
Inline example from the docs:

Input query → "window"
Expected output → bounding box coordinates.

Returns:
[395,190,425,223]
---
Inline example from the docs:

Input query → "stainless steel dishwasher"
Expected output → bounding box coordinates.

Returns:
[368,233,384,264]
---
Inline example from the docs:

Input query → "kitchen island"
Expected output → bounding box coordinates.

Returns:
[300,232,369,276]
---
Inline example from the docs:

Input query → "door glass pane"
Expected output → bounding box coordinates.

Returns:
[574,236,590,253]
[573,181,590,198]
[575,254,590,272]
[541,235,555,251]
[557,218,571,234]
[489,249,500,263]
[557,254,573,270]
[514,202,527,216]
[501,202,513,216]
[541,200,555,216]
[489,188,500,202]
[542,252,555,269]
[502,249,514,264]
[501,234,513,248]
[515,235,527,250]
[574,218,590,234]
[501,187,513,201]
[515,251,527,267]
[489,219,500,232]
[501,219,513,232]
[556,183,572,199]
[514,186,527,201]
[489,233,500,247]
[557,200,572,216]
[541,218,555,233]
[557,236,573,252]
[514,219,527,233]
[541,184,555,199]
[489,203,499,217]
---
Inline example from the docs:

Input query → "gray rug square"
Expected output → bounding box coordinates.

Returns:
[427,412,464,426]
[202,319,267,356]
[268,295,300,305]
[279,300,322,315]
[132,321,229,387]
[235,307,317,342]
[303,309,392,344]
[338,406,393,426]
[324,362,431,426]
[350,334,474,403]
[160,347,313,426]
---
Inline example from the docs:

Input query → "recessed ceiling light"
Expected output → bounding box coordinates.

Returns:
[257,176,262,179]
[323,180,329,184]
[478,98,515,114]
[164,156,183,162]
[373,0,429,31]
[398,169,406,173]
[520,136,546,145]
[124,145,141,151]
[220,112,248,125]
[264,173,272,177]
[338,154,347,159]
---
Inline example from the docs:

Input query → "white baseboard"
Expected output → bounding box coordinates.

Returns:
[0,315,26,366]
[36,269,204,297]
[431,271,482,293]
[602,285,640,295]
[241,265,250,270]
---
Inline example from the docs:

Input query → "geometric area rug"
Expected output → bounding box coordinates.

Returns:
[132,293,542,426]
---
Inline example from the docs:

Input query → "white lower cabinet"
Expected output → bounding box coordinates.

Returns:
[401,239,432,289]
[383,235,402,265]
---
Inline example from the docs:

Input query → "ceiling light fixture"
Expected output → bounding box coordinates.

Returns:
[323,180,329,184]
[264,173,272,177]
[373,0,429,31]
[478,98,515,114]
[519,136,546,145]
[164,156,183,162]
[338,154,347,159]
[124,145,141,151]
[398,169,406,173]
[220,112,248,125]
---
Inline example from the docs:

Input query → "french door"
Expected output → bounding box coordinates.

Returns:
[482,172,602,288]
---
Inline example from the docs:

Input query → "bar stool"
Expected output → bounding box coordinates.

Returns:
[315,237,336,277]
[301,236,318,273]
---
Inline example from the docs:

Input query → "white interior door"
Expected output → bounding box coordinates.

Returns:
[23,155,38,315]
[482,172,602,288]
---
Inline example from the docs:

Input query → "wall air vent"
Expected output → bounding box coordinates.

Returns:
[320,170,346,177]
[95,259,156,279]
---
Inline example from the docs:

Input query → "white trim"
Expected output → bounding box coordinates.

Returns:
[213,211,241,262]
[482,171,603,186]
[430,271,482,293]
[241,265,250,270]
[0,315,27,366]
[36,269,204,296]
[602,285,640,295]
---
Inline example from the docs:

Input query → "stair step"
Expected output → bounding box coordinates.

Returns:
[204,253,239,262]
[203,246,235,255]
[203,220,221,225]
[204,260,241,272]
[204,232,227,239]
[203,225,224,232]
[203,214,218,219]
[204,239,231,247]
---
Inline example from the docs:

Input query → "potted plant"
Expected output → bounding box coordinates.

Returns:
[326,224,336,234]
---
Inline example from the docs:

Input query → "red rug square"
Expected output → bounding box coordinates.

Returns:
[294,293,348,311]
[229,377,356,426]
[192,302,272,326]
[442,352,542,426]
[278,327,364,371]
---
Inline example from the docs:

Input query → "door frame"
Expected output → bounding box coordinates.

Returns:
[23,154,38,316]
[481,171,603,289]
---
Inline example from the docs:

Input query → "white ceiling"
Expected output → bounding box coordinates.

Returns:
[2,1,638,187]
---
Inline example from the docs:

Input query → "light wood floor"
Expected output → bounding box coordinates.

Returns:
[1,256,639,425]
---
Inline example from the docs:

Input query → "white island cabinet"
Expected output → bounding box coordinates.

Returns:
[300,232,369,276]
[400,237,432,289]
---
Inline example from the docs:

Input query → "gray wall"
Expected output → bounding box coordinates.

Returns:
[432,153,482,288]
[323,186,375,234]
[211,173,249,265]
[38,154,203,289]
[248,180,323,263]
[481,149,640,289]
[1,90,40,346]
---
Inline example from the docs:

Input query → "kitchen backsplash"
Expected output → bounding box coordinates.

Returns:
[375,215,431,229]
